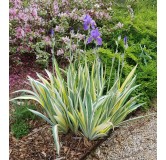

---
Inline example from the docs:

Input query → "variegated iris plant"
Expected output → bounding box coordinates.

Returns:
[11,59,143,155]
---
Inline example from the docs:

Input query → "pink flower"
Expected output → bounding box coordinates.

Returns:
[39,28,45,33]
[115,22,124,29]
[25,46,31,52]
[32,8,38,18]
[62,36,70,44]
[77,34,85,40]
[55,26,61,32]
[72,33,85,40]
[55,25,64,33]
[18,12,28,21]
[71,44,77,51]
[58,13,68,18]
[57,49,64,56]
[62,0,68,4]
[16,27,25,39]
[17,46,23,52]
[103,13,111,20]
[29,36,33,41]
[25,25,31,33]
[34,31,40,37]
[12,0,22,8]
[53,1,59,15]
[9,8,17,17]
[43,36,51,45]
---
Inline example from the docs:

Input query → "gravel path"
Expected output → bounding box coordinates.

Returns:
[86,105,157,160]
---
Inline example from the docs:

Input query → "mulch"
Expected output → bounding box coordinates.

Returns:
[9,123,101,160]
[9,53,67,93]
[9,54,45,93]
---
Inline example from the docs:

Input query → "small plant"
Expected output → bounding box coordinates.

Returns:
[11,101,37,121]
[10,101,37,138]
[11,120,29,139]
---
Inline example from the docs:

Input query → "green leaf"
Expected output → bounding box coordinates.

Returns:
[28,109,54,126]
[52,125,60,155]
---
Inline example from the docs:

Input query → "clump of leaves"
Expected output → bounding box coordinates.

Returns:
[10,101,37,139]
[11,120,29,139]
[11,57,143,154]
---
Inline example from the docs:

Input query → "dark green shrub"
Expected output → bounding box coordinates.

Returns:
[83,42,156,110]
[93,0,157,110]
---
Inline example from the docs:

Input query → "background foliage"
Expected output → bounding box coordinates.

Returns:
[85,0,157,110]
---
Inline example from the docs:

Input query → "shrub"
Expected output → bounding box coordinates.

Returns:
[85,46,157,110]
[11,57,143,154]
[91,0,157,109]
[9,0,116,66]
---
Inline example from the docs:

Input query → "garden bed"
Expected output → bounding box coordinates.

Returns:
[9,60,101,160]
[9,55,156,159]
[9,51,157,160]
[9,1,157,159]
[9,53,67,93]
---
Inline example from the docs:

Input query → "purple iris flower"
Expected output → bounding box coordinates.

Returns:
[87,28,102,46]
[124,36,127,45]
[70,27,74,31]
[83,14,92,30]
[91,20,96,29]
[50,28,54,37]
[83,14,96,30]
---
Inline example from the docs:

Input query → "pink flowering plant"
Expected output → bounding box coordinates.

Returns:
[9,0,121,65]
